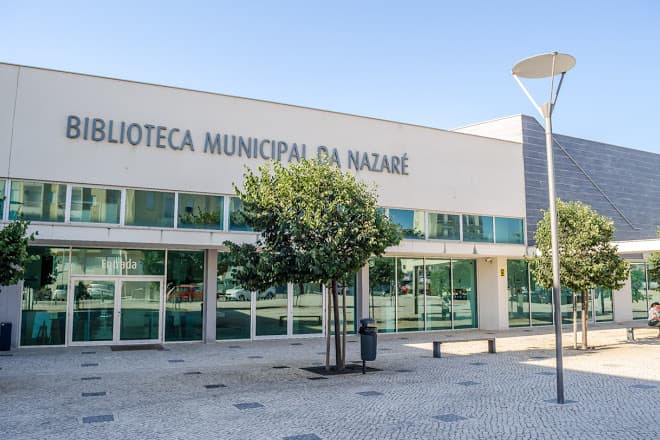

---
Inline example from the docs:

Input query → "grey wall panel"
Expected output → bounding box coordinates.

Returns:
[523,115,660,243]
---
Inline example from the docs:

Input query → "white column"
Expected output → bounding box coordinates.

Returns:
[0,282,22,348]
[357,263,370,320]
[476,257,509,330]
[612,277,633,322]
[204,249,218,343]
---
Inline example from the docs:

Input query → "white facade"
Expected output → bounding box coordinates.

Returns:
[1,62,640,349]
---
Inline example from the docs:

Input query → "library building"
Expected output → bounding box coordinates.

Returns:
[1,62,659,349]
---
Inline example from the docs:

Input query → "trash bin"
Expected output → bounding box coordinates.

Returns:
[0,322,12,351]
[358,318,377,373]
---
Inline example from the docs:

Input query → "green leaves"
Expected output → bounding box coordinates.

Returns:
[224,159,401,290]
[531,199,629,292]
[0,217,37,290]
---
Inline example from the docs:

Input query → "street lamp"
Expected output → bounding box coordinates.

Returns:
[512,52,576,404]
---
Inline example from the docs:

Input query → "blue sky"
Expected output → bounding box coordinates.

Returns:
[3,1,659,153]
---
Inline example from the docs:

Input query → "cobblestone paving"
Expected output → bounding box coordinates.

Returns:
[0,324,658,439]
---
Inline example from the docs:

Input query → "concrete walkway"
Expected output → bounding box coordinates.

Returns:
[1,323,658,439]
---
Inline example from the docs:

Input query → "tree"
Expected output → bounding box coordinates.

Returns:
[224,159,401,370]
[648,228,660,284]
[531,199,629,349]
[0,214,36,293]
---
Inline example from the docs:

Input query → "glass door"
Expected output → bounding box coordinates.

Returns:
[69,277,163,344]
[119,279,163,342]
[70,278,116,343]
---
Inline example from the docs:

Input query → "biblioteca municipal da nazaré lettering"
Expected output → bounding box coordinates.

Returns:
[65,115,409,175]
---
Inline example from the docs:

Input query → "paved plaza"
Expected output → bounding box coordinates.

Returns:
[1,323,658,440]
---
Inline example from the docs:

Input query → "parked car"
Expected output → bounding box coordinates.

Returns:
[225,285,284,301]
[53,284,68,301]
[168,285,203,302]
[453,288,469,300]
[88,283,114,300]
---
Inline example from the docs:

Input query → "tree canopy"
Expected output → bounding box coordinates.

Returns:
[532,199,628,293]
[224,159,401,291]
[0,216,36,291]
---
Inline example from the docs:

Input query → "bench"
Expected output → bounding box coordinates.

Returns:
[432,337,496,358]
[626,323,658,341]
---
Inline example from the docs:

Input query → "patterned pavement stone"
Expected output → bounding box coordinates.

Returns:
[1,324,658,439]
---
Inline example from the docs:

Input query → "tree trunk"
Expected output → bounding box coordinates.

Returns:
[572,292,577,350]
[581,289,589,349]
[332,279,344,370]
[342,283,347,370]
[325,284,331,371]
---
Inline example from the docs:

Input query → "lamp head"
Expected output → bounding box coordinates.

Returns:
[512,52,576,79]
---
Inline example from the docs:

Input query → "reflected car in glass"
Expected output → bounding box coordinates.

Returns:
[168,285,203,302]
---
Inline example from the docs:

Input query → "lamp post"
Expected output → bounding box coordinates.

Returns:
[512,52,576,404]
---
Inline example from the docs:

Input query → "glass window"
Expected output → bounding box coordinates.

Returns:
[631,263,649,320]
[70,186,120,224]
[256,284,288,336]
[647,263,660,316]
[20,247,70,346]
[166,250,205,342]
[530,272,553,326]
[462,215,493,243]
[425,259,452,330]
[368,257,396,332]
[594,287,613,322]
[72,279,116,342]
[427,213,460,240]
[388,209,425,239]
[125,189,174,227]
[9,180,66,222]
[178,193,223,230]
[507,259,530,327]
[0,179,5,218]
[452,259,477,329]
[397,258,425,332]
[229,197,252,231]
[495,217,524,244]
[70,248,165,276]
[216,253,251,339]
[294,282,323,335]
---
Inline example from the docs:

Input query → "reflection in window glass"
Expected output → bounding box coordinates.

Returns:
[425,259,452,330]
[20,247,69,346]
[70,186,121,223]
[452,259,477,329]
[368,257,396,332]
[10,181,66,222]
[530,271,553,326]
[427,213,460,240]
[507,260,530,327]
[216,253,251,339]
[631,263,649,319]
[256,285,288,336]
[388,209,425,239]
[594,287,613,322]
[495,217,524,244]
[462,215,493,243]
[648,263,660,315]
[120,280,161,340]
[72,279,115,342]
[397,258,425,332]
[294,282,323,335]
[178,193,223,230]
[229,197,252,231]
[125,189,174,227]
[166,251,204,341]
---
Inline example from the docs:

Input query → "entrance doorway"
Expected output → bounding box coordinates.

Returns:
[68,277,164,345]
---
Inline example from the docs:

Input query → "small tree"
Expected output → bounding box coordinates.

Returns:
[224,159,401,370]
[0,214,36,293]
[648,228,660,284]
[531,199,629,349]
